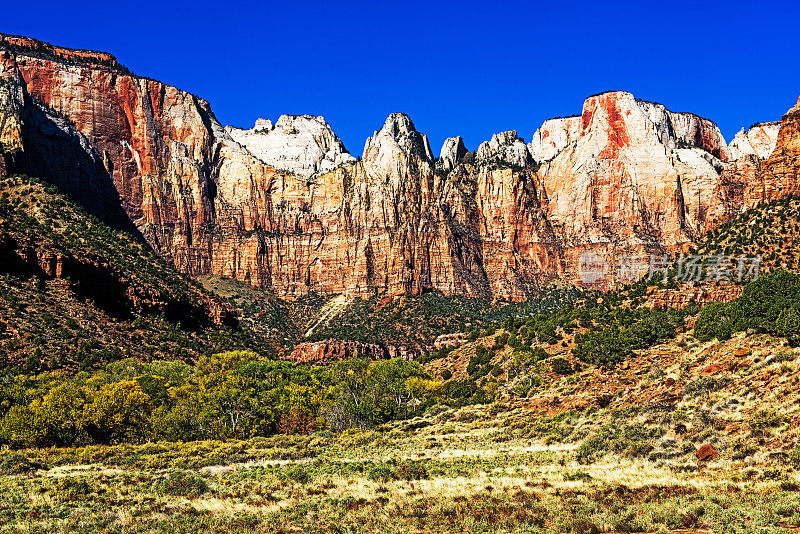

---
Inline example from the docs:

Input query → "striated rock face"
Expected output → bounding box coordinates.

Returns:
[2,34,800,299]
[363,112,434,165]
[537,91,726,264]
[643,283,742,310]
[714,99,800,212]
[226,114,355,176]
[752,98,800,202]
[286,339,419,364]
[727,122,781,160]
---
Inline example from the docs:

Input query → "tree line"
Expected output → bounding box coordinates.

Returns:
[0,351,447,448]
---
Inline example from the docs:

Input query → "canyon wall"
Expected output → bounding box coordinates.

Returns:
[0,34,798,299]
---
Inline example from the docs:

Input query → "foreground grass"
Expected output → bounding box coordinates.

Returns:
[2,403,800,534]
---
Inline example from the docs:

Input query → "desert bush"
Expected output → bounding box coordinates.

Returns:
[281,464,311,484]
[424,404,450,417]
[0,452,38,474]
[695,271,800,344]
[576,423,665,464]
[563,470,592,482]
[748,409,785,437]
[790,444,800,467]
[157,470,209,497]
[367,462,396,482]
[395,460,428,480]
[551,357,574,375]
[683,377,731,398]
[53,477,93,502]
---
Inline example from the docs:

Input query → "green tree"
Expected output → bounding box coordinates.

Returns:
[80,380,151,444]
[777,307,800,347]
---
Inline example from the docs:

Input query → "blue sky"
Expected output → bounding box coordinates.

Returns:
[5,0,800,156]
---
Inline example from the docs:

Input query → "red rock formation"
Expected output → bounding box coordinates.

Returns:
[644,283,743,310]
[287,339,419,364]
[1,35,798,299]
[754,97,800,202]
[695,443,720,461]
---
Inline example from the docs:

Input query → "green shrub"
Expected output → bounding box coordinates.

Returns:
[576,423,665,464]
[53,477,93,502]
[551,357,574,375]
[563,470,592,482]
[425,404,449,417]
[0,453,38,474]
[157,470,209,497]
[396,460,428,480]
[791,444,800,467]
[683,377,731,398]
[695,271,800,344]
[367,463,396,482]
[694,302,734,342]
[282,465,311,484]
[748,409,785,437]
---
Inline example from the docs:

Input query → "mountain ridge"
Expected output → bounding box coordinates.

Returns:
[0,33,798,301]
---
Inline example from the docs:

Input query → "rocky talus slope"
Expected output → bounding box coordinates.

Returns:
[0,34,798,298]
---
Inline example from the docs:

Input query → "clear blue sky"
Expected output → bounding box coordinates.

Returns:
[4,0,800,156]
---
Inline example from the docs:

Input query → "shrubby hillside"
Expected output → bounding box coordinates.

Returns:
[0,175,266,372]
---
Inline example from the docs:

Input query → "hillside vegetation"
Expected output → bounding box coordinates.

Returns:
[0,175,262,372]
[697,195,800,273]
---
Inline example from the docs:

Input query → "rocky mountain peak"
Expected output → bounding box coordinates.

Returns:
[437,136,468,172]
[528,116,581,162]
[362,113,434,166]
[574,91,729,159]
[728,122,781,160]
[254,118,273,130]
[226,114,354,177]
[476,130,532,167]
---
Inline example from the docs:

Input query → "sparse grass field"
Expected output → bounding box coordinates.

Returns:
[3,386,800,534]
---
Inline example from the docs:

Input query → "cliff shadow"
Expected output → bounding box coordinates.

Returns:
[11,101,145,242]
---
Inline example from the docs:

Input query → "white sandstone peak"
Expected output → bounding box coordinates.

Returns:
[728,122,781,160]
[438,136,468,172]
[362,113,434,163]
[476,130,532,167]
[226,114,354,176]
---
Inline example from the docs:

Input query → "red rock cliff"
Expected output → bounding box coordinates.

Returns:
[1,36,798,298]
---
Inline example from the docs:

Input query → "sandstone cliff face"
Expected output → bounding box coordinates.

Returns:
[225,114,355,177]
[727,122,780,160]
[752,98,800,202]
[537,92,725,252]
[643,283,742,310]
[288,339,419,364]
[437,136,467,172]
[528,116,581,162]
[476,130,532,168]
[713,100,800,212]
[1,34,799,300]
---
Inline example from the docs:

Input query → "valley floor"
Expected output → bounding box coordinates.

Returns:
[1,408,799,532]
[4,331,800,533]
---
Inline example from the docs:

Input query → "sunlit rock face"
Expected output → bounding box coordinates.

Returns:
[476,130,532,168]
[528,116,581,162]
[226,114,355,177]
[728,122,781,161]
[751,97,800,203]
[536,91,729,250]
[2,34,799,296]
[437,136,467,173]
